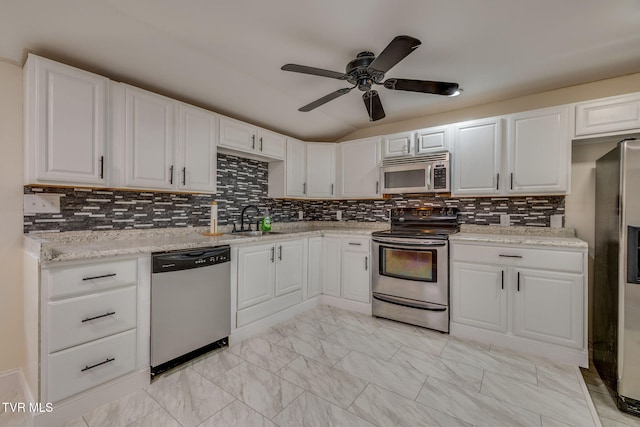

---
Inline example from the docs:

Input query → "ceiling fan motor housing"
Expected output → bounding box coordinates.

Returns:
[346,51,383,91]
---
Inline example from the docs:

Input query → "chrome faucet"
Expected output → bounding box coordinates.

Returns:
[239,205,261,232]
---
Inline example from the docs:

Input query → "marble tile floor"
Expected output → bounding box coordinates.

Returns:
[581,363,640,426]
[4,304,635,427]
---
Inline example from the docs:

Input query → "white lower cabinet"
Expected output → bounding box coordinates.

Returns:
[322,236,371,304]
[28,254,150,421]
[450,241,587,365]
[236,238,306,327]
[307,237,323,298]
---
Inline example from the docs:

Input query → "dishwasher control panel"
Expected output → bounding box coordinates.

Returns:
[152,246,231,273]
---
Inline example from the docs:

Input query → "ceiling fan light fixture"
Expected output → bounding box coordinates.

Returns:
[448,88,463,97]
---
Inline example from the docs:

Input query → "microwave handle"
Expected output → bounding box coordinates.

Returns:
[427,164,432,189]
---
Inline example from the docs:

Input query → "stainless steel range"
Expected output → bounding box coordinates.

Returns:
[371,207,459,333]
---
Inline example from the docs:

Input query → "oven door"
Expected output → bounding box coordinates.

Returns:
[372,237,448,306]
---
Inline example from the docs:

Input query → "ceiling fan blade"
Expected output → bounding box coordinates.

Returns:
[363,90,385,121]
[281,64,347,80]
[299,87,352,112]
[367,35,421,74]
[383,78,459,96]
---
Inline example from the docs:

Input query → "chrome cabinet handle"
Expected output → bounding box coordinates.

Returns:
[501,270,504,290]
[82,311,116,323]
[303,182,306,195]
[99,156,104,179]
[376,181,379,194]
[260,137,263,151]
[365,256,368,271]
[169,165,174,184]
[82,273,116,281]
[251,135,256,149]
[510,173,514,190]
[348,242,362,246]
[496,173,500,190]
[278,245,283,260]
[331,184,334,195]
[182,167,186,186]
[517,271,520,291]
[270,246,275,263]
[498,254,522,258]
[81,357,115,372]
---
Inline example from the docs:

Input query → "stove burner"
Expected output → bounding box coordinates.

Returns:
[373,207,460,240]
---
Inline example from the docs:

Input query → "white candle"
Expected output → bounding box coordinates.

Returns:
[210,202,218,234]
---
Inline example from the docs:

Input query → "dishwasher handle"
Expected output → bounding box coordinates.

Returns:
[152,246,230,273]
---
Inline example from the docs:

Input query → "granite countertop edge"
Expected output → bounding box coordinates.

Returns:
[450,233,588,249]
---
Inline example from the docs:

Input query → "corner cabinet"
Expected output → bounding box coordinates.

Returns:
[176,104,218,192]
[452,118,502,196]
[450,240,587,366]
[24,54,108,186]
[337,137,381,198]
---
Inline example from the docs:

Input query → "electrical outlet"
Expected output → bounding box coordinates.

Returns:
[500,214,511,226]
[550,214,564,228]
[298,210,304,220]
[24,194,61,214]
[336,210,342,221]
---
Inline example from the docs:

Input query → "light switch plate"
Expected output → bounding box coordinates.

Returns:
[500,214,511,226]
[336,210,342,221]
[550,214,564,228]
[298,210,304,220]
[24,194,61,214]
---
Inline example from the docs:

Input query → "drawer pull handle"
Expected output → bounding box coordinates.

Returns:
[498,255,522,258]
[81,357,115,372]
[82,273,117,281]
[349,242,362,246]
[82,311,116,323]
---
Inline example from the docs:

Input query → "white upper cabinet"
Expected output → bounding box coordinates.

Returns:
[306,143,336,198]
[382,131,413,158]
[123,85,175,190]
[338,137,381,198]
[24,54,108,186]
[219,116,285,160]
[415,125,451,154]
[177,104,218,193]
[286,138,307,197]
[507,106,569,195]
[452,118,502,196]
[575,93,640,137]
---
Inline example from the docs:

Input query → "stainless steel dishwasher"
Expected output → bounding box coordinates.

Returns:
[150,245,230,377]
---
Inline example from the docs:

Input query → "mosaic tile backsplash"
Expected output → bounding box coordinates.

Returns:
[24,153,565,233]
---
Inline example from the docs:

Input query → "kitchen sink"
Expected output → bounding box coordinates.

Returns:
[229,230,284,237]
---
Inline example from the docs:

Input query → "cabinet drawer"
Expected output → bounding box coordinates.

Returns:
[48,286,137,352]
[48,259,138,299]
[341,237,370,252]
[451,244,583,273]
[48,329,136,403]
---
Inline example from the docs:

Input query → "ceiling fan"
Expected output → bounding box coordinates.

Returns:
[281,35,460,122]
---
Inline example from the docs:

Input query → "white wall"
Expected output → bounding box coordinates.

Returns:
[0,60,24,373]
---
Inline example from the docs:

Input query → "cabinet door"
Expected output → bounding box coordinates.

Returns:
[382,132,413,158]
[307,237,323,298]
[124,86,175,190]
[219,116,256,152]
[306,143,336,198]
[26,55,108,185]
[452,118,502,196]
[415,125,450,154]
[507,107,569,195]
[286,139,307,197]
[322,237,342,297]
[451,262,507,332]
[575,93,640,136]
[237,243,275,309]
[341,249,371,303]
[177,104,217,192]
[513,268,583,348]
[257,129,286,160]
[275,239,305,297]
[338,137,380,198]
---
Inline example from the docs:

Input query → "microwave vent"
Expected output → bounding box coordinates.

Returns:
[382,151,449,167]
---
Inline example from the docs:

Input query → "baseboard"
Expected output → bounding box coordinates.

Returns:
[229,297,319,345]
[28,368,150,427]
[319,295,372,315]
[0,368,21,397]
[451,322,589,368]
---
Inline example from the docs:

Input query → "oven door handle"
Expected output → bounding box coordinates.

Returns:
[373,293,447,311]
[372,238,446,248]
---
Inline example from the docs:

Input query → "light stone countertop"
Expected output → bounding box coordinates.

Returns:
[451,225,588,249]
[25,222,388,264]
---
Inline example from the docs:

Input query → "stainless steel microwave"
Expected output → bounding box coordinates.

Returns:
[381,152,450,194]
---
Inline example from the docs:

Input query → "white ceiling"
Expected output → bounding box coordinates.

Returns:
[2,0,640,141]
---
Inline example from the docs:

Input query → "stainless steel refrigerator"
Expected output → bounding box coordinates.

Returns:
[594,137,640,416]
